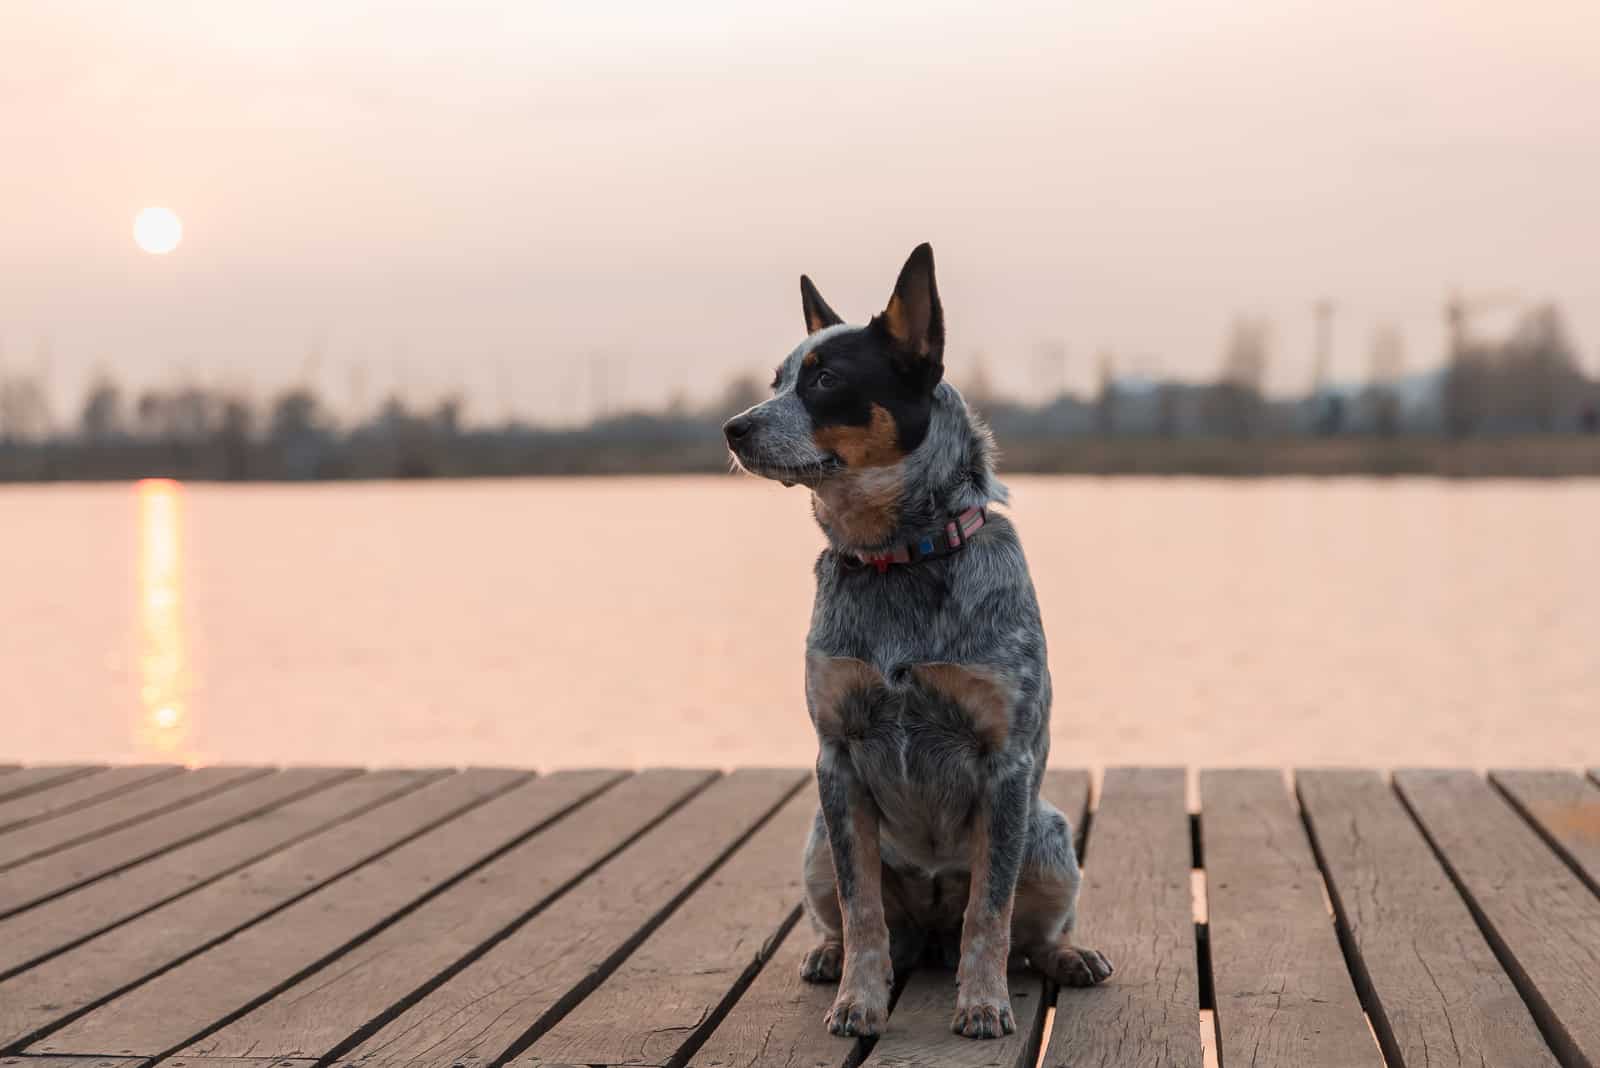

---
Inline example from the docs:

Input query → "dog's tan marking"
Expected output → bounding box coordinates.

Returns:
[810,404,904,548]
[818,773,893,1036]
[802,349,819,367]
[954,806,1015,1037]
[813,403,901,468]
[812,463,902,547]
[884,293,931,356]
[911,663,1014,750]
[806,654,886,739]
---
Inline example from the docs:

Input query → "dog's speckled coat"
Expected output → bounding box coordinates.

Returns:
[725,245,1112,1040]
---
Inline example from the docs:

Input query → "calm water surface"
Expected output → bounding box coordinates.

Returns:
[5,476,1597,768]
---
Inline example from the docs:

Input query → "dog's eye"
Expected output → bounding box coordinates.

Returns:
[814,369,840,390]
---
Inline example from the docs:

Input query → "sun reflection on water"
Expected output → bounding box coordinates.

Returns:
[137,478,193,757]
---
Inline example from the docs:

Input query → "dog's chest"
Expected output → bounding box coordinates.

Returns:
[844,690,989,874]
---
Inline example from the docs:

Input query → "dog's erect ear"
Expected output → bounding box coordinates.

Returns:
[876,243,944,386]
[800,275,843,335]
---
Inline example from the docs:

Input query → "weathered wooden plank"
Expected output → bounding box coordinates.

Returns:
[164,1060,319,1068]
[1397,769,1600,1068]
[0,766,102,805]
[855,769,1093,1068]
[867,971,1047,1068]
[181,769,716,1060]
[1,1058,146,1068]
[0,767,269,872]
[687,924,859,1068]
[0,768,403,977]
[0,765,182,834]
[1492,769,1600,898]
[1202,769,1380,1068]
[0,769,523,1051]
[342,769,806,1068]
[31,770,623,1058]
[1046,768,1092,848]
[0,767,359,921]
[165,1060,318,1068]
[1037,767,1201,1068]
[1298,769,1559,1068]
[518,785,814,1067]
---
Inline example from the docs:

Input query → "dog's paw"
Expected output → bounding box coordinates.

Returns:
[1043,944,1115,987]
[824,986,888,1037]
[951,996,1015,1039]
[800,941,844,983]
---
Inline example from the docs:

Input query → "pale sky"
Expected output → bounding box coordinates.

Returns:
[3,1,1597,424]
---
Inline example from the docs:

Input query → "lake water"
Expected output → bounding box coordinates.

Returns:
[5,476,1597,770]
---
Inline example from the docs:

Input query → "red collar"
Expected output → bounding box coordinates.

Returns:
[850,506,988,574]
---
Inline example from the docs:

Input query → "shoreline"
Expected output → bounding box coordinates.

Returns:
[2,434,1598,482]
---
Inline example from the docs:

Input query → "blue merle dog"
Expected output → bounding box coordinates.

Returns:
[723,244,1113,1040]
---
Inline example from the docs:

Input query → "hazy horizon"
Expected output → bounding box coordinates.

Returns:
[4,1,1598,423]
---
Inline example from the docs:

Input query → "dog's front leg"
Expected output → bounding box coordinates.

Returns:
[954,766,1030,1038]
[815,746,892,1037]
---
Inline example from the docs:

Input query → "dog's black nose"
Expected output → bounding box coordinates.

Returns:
[723,415,754,444]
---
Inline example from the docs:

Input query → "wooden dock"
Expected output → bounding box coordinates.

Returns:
[1,763,1598,1068]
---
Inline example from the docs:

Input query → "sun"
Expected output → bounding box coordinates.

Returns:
[134,207,183,255]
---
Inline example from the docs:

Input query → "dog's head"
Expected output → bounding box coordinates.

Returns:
[723,243,945,488]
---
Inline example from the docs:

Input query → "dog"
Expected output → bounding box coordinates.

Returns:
[723,244,1113,1040]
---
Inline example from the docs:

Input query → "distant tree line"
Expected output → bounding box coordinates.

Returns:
[1441,305,1593,436]
[1,304,1596,481]
[0,375,743,481]
[970,304,1598,443]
